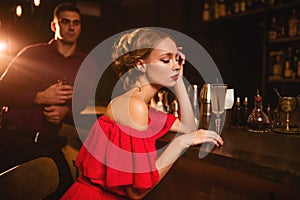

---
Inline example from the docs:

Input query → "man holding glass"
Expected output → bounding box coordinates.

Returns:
[0,3,87,199]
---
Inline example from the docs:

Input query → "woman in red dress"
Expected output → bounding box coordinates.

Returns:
[61,28,223,199]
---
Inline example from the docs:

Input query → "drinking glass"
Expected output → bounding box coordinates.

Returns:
[210,84,227,134]
[278,97,297,131]
[57,76,73,85]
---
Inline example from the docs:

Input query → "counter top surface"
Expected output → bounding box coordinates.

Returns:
[159,127,300,186]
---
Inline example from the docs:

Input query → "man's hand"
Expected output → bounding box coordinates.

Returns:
[43,105,69,124]
[35,83,73,105]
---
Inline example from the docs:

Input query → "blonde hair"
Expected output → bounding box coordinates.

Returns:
[112,28,175,90]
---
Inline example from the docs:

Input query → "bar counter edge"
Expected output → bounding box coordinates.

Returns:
[144,127,300,200]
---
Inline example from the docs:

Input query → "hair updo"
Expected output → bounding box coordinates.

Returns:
[112,28,174,90]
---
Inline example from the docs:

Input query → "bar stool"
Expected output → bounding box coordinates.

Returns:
[0,157,59,199]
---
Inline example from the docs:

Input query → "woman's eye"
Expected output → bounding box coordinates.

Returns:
[162,60,170,63]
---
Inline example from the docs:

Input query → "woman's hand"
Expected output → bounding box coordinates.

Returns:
[189,129,224,147]
[177,47,185,77]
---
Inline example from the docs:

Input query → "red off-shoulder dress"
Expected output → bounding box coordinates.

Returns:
[61,107,176,199]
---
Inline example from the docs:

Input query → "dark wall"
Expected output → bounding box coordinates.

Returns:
[185,0,264,105]
[0,0,264,106]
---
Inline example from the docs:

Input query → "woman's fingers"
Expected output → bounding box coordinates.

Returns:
[177,47,185,65]
[206,130,224,145]
[191,129,224,146]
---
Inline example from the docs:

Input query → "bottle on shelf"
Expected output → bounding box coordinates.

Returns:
[272,105,282,128]
[252,0,263,9]
[240,0,246,13]
[172,99,179,118]
[283,60,293,78]
[297,60,300,78]
[288,9,298,38]
[155,91,165,112]
[269,16,278,40]
[297,10,300,37]
[199,84,212,129]
[283,46,294,78]
[246,89,271,133]
[272,52,283,78]
[213,0,220,19]
[246,0,253,11]
[202,0,211,21]
[242,97,250,126]
[277,15,288,38]
[219,0,227,17]
[234,0,240,14]
[292,48,299,77]
[226,0,234,16]
[268,0,275,6]
[163,90,170,113]
[150,97,156,108]
[265,104,273,128]
[188,84,200,128]
[232,97,243,128]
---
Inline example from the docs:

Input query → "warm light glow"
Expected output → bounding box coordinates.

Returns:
[0,41,7,52]
[16,5,22,17]
[34,0,40,7]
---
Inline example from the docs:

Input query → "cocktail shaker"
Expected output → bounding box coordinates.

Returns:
[188,84,200,128]
[199,84,211,129]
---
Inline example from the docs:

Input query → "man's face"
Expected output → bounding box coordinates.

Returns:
[54,10,81,44]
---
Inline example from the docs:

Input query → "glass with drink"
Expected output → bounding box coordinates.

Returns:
[210,84,227,135]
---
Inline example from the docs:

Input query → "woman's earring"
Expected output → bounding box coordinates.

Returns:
[141,64,146,72]
[135,64,146,73]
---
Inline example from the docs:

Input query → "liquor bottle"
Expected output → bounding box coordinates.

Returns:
[163,91,170,113]
[188,84,200,127]
[269,16,278,40]
[246,0,253,10]
[246,89,271,133]
[202,0,211,21]
[156,91,165,112]
[293,48,300,77]
[277,15,288,38]
[199,84,212,129]
[272,52,283,78]
[283,46,294,78]
[234,0,240,14]
[226,0,234,16]
[297,60,300,78]
[150,97,156,109]
[252,0,262,9]
[232,97,243,128]
[214,0,220,19]
[172,99,179,118]
[240,0,246,13]
[242,97,250,126]
[269,0,275,6]
[297,11,300,36]
[272,105,282,128]
[219,0,226,17]
[265,104,273,129]
[284,60,293,78]
[288,9,298,38]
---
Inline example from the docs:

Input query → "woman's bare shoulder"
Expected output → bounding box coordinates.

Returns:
[105,93,148,130]
[128,96,148,130]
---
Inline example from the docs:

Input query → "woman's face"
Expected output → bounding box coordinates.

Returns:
[143,37,181,88]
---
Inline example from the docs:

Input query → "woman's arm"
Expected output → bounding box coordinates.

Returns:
[170,49,197,134]
[125,129,223,200]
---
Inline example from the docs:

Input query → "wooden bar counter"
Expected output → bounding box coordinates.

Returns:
[145,127,300,200]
